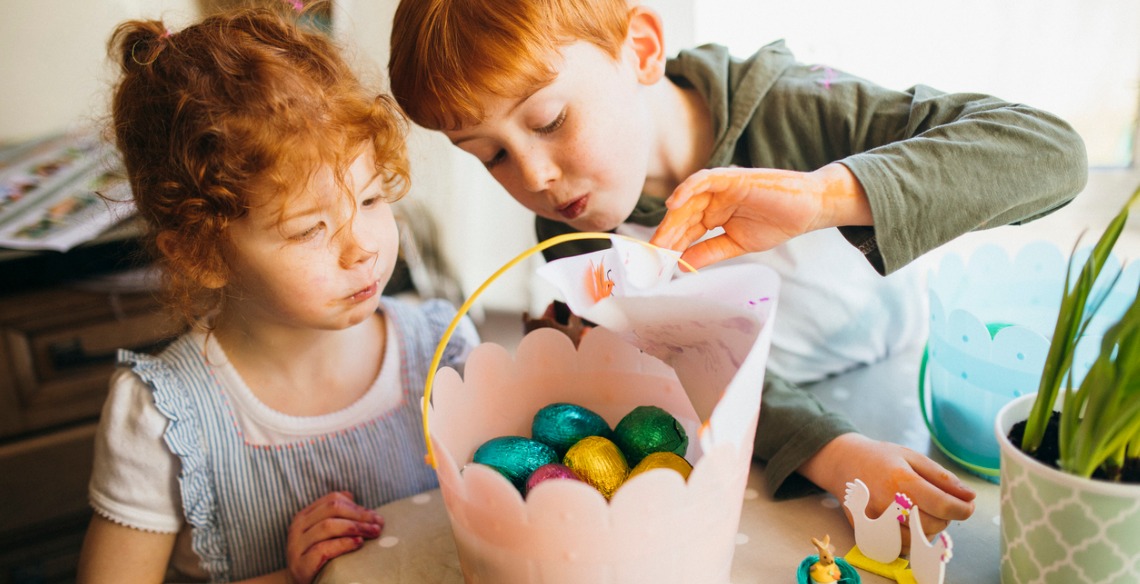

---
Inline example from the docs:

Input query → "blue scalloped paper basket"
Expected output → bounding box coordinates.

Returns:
[921,241,1139,482]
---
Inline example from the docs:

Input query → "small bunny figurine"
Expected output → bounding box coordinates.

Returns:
[810,535,842,584]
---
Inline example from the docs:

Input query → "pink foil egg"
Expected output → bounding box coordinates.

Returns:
[524,462,582,497]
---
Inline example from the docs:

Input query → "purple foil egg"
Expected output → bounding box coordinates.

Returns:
[525,463,582,497]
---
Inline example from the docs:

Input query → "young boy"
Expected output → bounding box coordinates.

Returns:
[388,0,1087,537]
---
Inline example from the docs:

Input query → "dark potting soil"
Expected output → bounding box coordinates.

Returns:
[1008,411,1140,484]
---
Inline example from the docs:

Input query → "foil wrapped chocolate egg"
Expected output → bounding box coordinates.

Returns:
[562,435,630,499]
[531,402,612,457]
[524,462,583,496]
[613,405,688,465]
[627,451,693,481]
[472,436,559,493]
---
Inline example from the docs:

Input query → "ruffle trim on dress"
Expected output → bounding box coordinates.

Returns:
[118,342,230,582]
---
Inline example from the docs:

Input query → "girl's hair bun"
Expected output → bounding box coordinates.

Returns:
[111,20,171,71]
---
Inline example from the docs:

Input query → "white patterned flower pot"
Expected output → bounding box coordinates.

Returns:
[995,394,1140,583]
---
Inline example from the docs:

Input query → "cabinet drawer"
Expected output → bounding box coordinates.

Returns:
[0,288,181,438]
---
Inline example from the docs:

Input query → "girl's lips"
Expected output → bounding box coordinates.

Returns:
[556,195,588,220]
[348,282,379,303]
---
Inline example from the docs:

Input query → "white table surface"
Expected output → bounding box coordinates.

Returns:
[316,344,1001,584]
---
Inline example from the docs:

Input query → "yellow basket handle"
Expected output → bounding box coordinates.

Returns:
[421,232,696,467]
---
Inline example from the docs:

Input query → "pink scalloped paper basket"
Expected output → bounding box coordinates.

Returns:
[427,240,779,584]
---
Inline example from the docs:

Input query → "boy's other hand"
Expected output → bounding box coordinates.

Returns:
[798,433,976,550]
[649,164,871,270]
[285,490,384,584]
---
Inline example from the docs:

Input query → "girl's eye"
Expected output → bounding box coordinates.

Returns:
[536,109,567,135]
[290,223,324,242]
[361,196,380,208]
[484,149,507,169]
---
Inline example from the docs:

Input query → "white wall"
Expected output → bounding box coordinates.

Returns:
[0,1,201,142]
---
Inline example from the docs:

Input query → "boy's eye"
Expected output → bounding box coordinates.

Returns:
[484,149,507,169]
[536,110,567,135]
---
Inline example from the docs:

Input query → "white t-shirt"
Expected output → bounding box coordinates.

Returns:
[617,223,928,383]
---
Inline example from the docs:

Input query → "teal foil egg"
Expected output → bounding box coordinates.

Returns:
[613,405,688,466]
[532,402,612,457]
[472,436,559,493]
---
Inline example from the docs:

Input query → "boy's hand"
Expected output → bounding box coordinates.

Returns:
[798,433,976,547]
[649,164,872,270]
[285,491,384,584]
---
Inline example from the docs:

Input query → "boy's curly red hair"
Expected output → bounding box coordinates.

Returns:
[108,4,409,328]
[388,0,630,131]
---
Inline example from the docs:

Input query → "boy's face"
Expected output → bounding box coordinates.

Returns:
[444,41,654,233]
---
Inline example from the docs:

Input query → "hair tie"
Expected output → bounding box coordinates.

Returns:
[131,29,171,67]
[287,0,304,11]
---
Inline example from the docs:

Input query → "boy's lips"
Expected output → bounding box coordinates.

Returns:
[556,195,588,220]
[348,281,379,303]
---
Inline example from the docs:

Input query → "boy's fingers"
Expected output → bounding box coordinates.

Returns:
[679,236,746,270]
[906,450,977,503]
[651,216,709,252]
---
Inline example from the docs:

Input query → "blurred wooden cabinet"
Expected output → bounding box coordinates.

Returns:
[0,285,179,440]
[0,280,181,574]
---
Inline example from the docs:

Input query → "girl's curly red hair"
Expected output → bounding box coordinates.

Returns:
[108,3,409,329]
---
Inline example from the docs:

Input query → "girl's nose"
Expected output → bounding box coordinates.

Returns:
[338,223,378,269]
[518,147,560,192]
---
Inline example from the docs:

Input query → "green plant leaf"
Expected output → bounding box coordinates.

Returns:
[1022,184,1140,455]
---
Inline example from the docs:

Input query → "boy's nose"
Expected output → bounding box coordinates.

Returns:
[518,148,560,192]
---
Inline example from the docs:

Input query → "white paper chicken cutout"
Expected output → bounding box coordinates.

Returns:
[843,478,913,563]
[901,505,954,584]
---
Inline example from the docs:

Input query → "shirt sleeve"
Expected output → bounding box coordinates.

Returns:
[755,60,1088,275]
[420,298,481,373]
[88,367,183,533]
[839,84,1085,274]
[751,372,858,499]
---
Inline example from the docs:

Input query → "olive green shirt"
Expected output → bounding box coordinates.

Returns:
[538,41,1087,497]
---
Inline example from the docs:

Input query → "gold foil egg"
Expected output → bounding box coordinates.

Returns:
[472,436,559,493]
[613,405,688,465]
[562,435,629,499]
[627,451,692,481]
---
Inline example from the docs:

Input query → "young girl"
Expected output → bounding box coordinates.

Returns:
[77,6,477,583]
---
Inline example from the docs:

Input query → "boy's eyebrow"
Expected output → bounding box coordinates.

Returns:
[450,90,540,145]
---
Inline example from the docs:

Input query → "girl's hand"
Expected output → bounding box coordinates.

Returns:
[649,163,872,270]
[798,433,976,546]
[285,491,384,584]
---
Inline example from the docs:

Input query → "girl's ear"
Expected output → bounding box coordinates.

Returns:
[157,230,228,289]
[626,5,666,85]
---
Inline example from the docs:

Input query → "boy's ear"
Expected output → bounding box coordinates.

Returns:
[157,230,228,289]
[626,5,666,85]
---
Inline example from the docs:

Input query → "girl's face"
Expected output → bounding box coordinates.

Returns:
[219,149,399,331]
[443,41,655,233]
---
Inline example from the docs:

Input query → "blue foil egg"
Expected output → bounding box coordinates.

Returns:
[472,436,559,493]
[532,402,612,458]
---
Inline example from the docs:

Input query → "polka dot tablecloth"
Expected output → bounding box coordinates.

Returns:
[316,347,1001,584]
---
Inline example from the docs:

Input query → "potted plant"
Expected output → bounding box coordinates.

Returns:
[995,184,1140,584]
